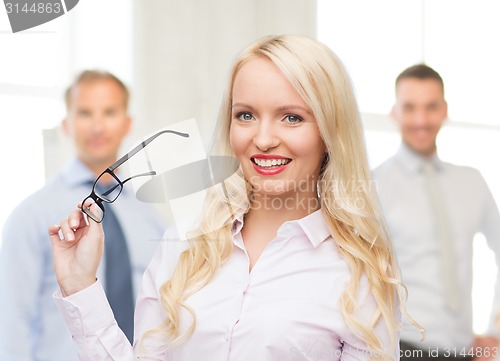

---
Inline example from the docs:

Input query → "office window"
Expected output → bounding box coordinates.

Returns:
[0,0,132,247]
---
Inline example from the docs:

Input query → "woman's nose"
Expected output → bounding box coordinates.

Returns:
[252,121,279,151]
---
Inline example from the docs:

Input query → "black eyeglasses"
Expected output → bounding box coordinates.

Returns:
[82,129,189,223]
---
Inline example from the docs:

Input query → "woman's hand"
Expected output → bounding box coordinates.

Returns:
[48,203,104,297]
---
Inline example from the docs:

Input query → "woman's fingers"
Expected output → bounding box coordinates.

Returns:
[59,218,76,242]
[48,224,62,244]
[48,224,60,236]
[48,204,104,252]
[49,204,104,297]
[49,208,88,244]
[68,209,87,229]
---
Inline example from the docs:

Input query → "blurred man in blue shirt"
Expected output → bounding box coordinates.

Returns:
[0,70,166,361]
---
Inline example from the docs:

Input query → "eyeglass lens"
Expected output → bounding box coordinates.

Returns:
[82,196,105,223]
[94,173,122,202]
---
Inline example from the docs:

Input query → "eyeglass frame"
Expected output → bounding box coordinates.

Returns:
[82,129,190,223]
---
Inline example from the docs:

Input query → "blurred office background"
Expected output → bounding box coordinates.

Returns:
[0,0,499,334]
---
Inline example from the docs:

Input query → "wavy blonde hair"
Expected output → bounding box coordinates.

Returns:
[141,35,415,359]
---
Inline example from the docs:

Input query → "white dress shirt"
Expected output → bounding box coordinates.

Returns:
[373,144,500,351]
[0,159,166,361]
[54,209,399,360]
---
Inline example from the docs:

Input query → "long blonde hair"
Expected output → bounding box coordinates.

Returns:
[142,35,411,359]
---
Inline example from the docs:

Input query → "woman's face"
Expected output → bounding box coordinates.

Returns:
[229,57,326,199]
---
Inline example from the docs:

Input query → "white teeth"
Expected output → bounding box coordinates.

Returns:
[253,158,290,167]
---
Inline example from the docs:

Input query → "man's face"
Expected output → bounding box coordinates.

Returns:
[63,79,131,169]
[391,78,448,157]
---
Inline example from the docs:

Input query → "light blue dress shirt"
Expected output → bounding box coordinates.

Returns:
[373,144,500,351]
[0,158,166,361]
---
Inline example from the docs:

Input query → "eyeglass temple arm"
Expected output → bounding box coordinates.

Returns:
[108,130,190,172]
[121,171,157,185]
[100,171,157,197]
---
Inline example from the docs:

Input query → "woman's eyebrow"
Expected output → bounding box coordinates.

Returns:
[232,103,312,115]
[231,102,253,109]
[276,105,313,115]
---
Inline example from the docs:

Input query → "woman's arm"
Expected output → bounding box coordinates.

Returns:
[49,206,171,360]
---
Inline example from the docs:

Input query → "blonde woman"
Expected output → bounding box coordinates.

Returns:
[49,35,404,360]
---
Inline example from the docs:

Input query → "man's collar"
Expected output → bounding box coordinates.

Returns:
[395,143,443,174]
[60,158,95,187]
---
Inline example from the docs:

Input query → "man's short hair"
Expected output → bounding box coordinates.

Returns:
[395,64,444,95]
[64,70,130,110]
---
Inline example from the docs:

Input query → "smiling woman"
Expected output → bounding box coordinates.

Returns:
[230,57,326,199]
[48,34,411,361]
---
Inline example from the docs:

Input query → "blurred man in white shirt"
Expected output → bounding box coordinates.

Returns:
[374,64,500,361]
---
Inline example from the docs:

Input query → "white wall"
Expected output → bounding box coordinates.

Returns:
[1,0,317,246]
[131,0,317,147]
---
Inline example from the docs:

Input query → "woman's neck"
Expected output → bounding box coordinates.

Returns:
[240,191,320,271]
[245,191,320,230]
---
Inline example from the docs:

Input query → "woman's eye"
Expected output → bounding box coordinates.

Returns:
[284,115,303,124]
[237,113,254,121]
